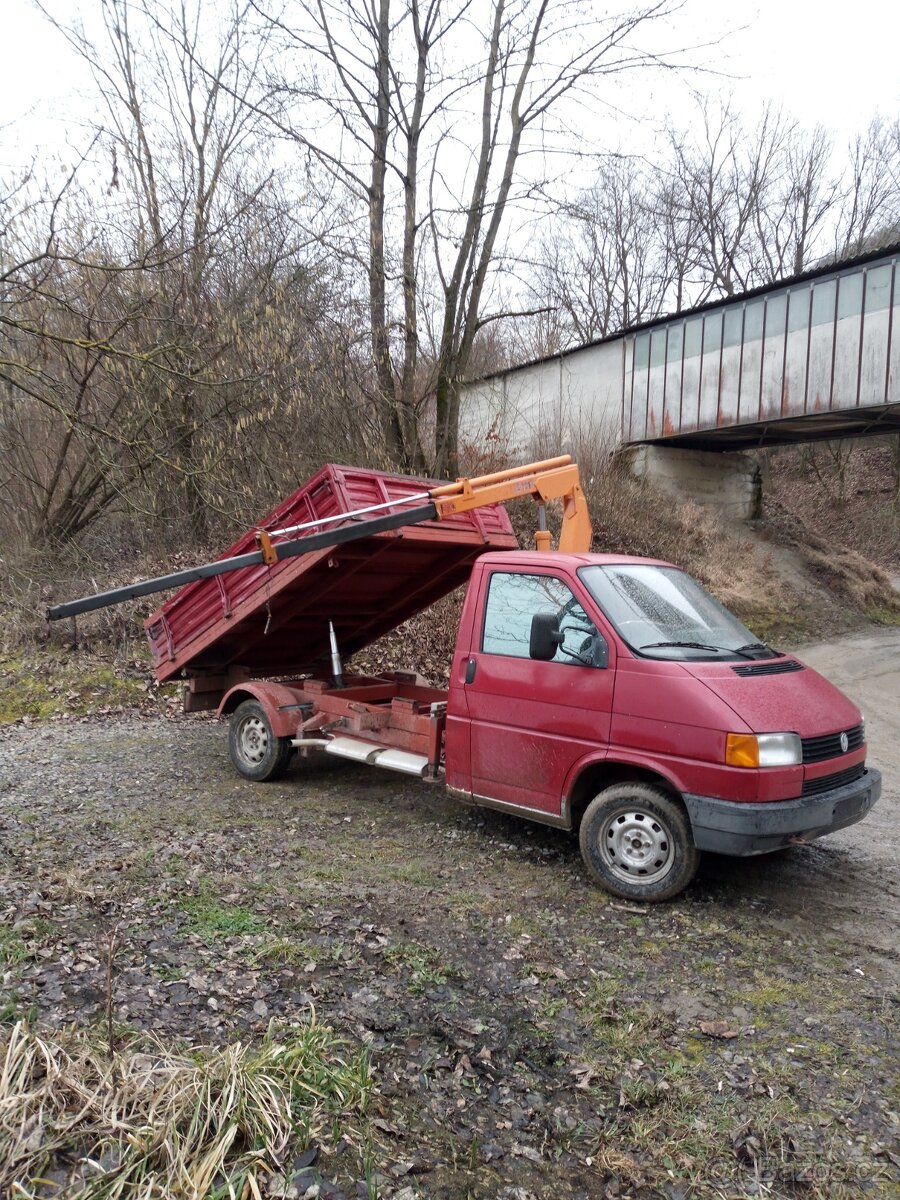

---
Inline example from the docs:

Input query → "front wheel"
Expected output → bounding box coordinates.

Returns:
[228,700,294,782]
[579,783,700,902]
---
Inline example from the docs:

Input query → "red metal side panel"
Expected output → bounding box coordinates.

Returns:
[144,464,517,683]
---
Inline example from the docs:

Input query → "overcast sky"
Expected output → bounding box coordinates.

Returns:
[2,0,898,172]
[694,0,899,137]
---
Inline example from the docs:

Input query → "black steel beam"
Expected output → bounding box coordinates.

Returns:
[46,502,438,621]
[635,403,900,452]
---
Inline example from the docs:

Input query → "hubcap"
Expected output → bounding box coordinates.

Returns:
[600,809,674,884]
[237,715,269,765]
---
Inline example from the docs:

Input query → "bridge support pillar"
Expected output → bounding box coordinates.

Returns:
[626,445,762,520]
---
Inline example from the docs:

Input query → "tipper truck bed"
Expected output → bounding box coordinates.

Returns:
[143,463,517,709]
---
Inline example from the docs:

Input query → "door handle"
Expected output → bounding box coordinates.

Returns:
[465,657,477,683]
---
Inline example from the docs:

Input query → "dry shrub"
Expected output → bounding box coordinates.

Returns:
[785,532,900,622]
[0,1018,371,1198]
[767,442,900,572]
[764,451,900,625]
[350,588,466,686]
[0,540,224,658]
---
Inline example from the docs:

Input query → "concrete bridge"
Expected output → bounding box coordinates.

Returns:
[461,243,900,517]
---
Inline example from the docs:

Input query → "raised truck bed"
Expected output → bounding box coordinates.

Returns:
[144,463,517,713]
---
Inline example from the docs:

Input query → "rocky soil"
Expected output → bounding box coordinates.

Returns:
[0,632,898,1199]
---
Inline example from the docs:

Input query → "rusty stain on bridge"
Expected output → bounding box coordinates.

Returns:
[623,245,900,450]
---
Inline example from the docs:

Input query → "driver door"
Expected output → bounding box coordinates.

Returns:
[464,569,615,817]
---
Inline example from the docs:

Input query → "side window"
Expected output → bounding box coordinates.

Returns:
[481,572,598,663]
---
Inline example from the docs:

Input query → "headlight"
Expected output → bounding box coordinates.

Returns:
[725,732,802,768]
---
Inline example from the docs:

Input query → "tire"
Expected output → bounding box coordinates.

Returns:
[228,699,294,782]
[578,783,700,902]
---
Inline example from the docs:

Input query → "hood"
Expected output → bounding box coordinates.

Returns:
[688,659,861,735]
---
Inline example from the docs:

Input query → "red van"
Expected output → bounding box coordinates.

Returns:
[435,551,879,900]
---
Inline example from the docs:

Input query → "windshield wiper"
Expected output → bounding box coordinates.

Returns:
[639,641,727,653]
[734,642,773,655]
[639,641,758,658]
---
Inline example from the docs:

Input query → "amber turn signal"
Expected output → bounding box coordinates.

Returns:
[725,733,760,768]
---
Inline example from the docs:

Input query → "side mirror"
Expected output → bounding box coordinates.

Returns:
[530,612,564,660]
[587,634,609,669]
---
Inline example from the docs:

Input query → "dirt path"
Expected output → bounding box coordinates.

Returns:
[698,626,900,983]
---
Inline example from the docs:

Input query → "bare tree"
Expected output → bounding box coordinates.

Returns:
[48,0,282,537]
[752,124,839,277]
[1,8,369,548]
[1,0,361,548]
[663,100,800,299]
[524,155,674,351]
[0,160,168,546]
[524,96,900,356]
[834,116,900,258]
[255,0,695,475]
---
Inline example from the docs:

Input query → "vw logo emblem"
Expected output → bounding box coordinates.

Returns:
[840,731,849,753]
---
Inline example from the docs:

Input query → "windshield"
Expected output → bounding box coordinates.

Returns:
[579,564,776,661]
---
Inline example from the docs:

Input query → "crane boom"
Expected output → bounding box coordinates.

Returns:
[429,457,590,552]
[46,455,591,622]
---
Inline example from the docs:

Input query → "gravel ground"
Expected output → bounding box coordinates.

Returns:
[0,635,898,1199]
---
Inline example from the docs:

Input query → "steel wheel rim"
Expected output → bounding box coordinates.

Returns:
[237,715,269,765]
[599,808,674,884]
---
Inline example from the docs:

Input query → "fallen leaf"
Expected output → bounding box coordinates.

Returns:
[699,1020,739,1040]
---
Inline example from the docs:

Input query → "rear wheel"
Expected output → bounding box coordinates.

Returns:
[579,783,700,902]
[228,700,294,782]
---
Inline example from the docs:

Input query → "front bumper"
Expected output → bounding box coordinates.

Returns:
[684,768,882,856]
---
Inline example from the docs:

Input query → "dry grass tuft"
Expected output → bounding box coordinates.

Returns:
[800,537,900,622]
[0,540,227,657]
[0,1019,371,1199]
[763,453,900,628]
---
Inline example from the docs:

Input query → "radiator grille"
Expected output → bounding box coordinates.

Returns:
[801,724,864,764]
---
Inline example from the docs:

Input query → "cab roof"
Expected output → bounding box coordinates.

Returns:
[476,550,678,570]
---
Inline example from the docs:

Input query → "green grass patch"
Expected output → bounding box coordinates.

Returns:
[739,608,806,645]
[443,888,489,912]
[383,862,441,887]
[535,994,566,1021]
[153,965,185,983]
[384,941,449,995]
[581,975,672,1059]
[503,912,544,938]
[0,929,28,966]
[250,936,310,967]
[866,605,900,625]
[305,863,348,884]
[743,973,815,1013]
[0,651,174,725]
[179,895,267,942]
[248,934,346,968]
[26,917,56,940]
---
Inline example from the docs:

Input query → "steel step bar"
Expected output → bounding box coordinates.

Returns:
[324,736,429,777]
